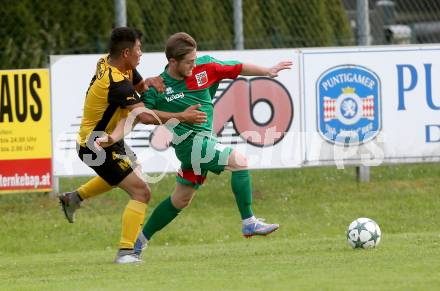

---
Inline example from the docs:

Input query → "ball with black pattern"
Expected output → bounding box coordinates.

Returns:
[347,217,381,249]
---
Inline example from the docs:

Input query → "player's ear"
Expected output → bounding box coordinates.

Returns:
[121,47,130,58]
[169,58,177,66]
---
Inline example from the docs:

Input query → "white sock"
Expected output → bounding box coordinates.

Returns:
[242,216,257,225]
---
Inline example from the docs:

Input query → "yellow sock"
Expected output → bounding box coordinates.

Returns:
[77,176,113,200]
[119,200,147,249]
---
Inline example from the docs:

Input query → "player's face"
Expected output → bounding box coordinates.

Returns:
[126,39,142,69]
[176,49,197,78]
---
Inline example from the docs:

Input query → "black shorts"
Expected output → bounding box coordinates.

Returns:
[77,140,138,186]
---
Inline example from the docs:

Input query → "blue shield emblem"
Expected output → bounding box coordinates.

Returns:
[317,65,381,145]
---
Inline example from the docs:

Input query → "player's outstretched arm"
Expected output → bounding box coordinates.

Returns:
[96,103,207,150]
[241,61,293,78]
[153,104,207,124]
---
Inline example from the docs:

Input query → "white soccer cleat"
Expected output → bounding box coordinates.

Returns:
[114,252,143,264]
[242,218,279,237]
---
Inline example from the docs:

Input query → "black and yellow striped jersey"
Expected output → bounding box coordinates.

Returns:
[77,55,143,146]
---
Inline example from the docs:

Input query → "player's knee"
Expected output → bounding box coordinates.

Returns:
[142,184,151,203]
[228,151,248,170]
[132,181,151,203]
[176,197,192,209]
[171,189,195,209]
[173,193,193,208]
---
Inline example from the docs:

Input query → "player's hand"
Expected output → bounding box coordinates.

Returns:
[94,134,114,150]
[145,76,165,93]
[181,104,207,124]
[268,61,293,78]
[134,80,148,94]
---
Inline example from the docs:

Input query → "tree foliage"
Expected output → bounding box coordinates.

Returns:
[0,0,352,69]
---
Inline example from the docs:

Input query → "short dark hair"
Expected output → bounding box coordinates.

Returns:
[165,32,197,61]
[108,27,142,58]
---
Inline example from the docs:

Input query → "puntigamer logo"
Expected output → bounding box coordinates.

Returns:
[317,65,381,146]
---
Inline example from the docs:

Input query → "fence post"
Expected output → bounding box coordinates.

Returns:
[357,0,371,46]
[49,176,60,198]
[356,0,371,182]
[114,0,127,27]
[234,0,244,50]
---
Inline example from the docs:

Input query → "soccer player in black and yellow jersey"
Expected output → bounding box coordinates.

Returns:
[58,27,206,264]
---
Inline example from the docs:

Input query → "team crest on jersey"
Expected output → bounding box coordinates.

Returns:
[317,65,381,145]
[195,71,208,87]
[96,58,106,80]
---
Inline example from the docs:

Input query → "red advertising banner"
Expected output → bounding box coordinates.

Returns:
[0,159,51,192]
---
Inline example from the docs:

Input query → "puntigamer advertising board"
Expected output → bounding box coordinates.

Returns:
[301,45,440,167]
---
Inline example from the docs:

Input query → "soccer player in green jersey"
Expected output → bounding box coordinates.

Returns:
[100,32,292,258]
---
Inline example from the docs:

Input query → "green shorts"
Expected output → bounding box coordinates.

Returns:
[174,136,233,189]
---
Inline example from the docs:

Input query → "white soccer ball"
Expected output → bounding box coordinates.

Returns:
[346,217,381,249]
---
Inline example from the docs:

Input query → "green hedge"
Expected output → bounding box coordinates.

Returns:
[0,0,352,69]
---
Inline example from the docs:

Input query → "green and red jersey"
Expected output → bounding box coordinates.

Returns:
[141,55,242,150]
